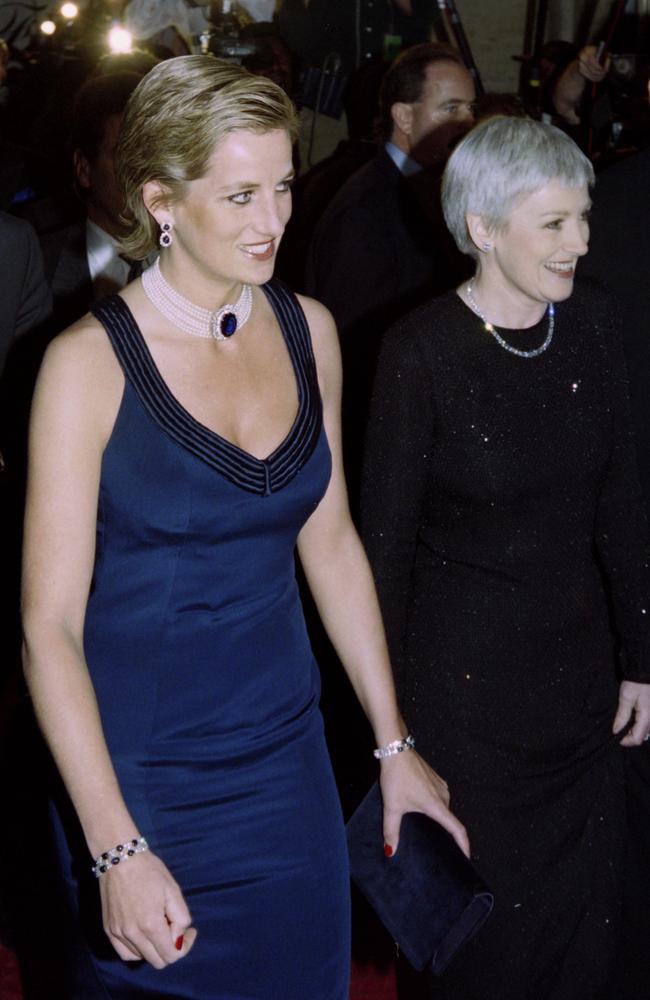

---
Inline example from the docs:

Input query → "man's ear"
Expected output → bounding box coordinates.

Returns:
[391,101,414,138]
[73,149,91,191]
[466,213,494,255]
[142,180,172,225]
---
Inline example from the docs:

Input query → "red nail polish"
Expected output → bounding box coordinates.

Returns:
[175,935,184,951]
[384,844,393,858]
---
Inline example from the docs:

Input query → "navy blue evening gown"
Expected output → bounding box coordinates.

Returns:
[50,282,351,999]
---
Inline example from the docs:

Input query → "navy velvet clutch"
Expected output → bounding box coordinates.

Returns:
[346,783,494,975]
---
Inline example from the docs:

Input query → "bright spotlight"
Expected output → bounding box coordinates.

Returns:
[40,19,57,35]
[107,25,133,54]
[60,2,79,18]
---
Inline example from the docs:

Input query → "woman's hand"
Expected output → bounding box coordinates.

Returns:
[100,852,197,968]
[379,750,470,858]
[613,680,650,747]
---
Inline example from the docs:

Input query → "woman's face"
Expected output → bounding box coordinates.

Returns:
[166,128,294,293]
[486,181,591,308]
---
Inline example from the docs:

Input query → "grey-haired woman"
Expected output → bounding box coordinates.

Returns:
[362,115,650,999]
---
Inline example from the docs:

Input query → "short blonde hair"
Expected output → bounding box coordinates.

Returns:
[116,55,299,260]
[442,116,594,259]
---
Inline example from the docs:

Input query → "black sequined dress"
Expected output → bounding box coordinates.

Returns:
[361,283,649,1000]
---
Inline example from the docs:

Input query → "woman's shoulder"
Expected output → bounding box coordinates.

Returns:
[561,277,626,371]
[36,312,123,416]
[293,291,337,350]
[381,290,467,357]
[561,276,621,338]
[565,274,616,313]
[42,313,115,373]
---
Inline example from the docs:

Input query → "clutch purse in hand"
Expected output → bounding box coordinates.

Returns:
[346,782,494,975]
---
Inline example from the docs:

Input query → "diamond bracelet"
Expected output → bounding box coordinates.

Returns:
[373,734,416,760]
[92,836,149,878]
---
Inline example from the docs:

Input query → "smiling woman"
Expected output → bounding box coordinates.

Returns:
[362,116,650,999]
[21,55,467,1000]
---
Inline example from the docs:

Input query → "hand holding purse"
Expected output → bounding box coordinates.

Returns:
[346,782,494,976]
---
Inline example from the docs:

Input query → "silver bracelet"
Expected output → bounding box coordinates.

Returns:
[373,734,416,759]
[92,836,149,878]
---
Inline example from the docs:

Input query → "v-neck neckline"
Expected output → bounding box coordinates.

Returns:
[120,285,303,464]
[94,281,323,495]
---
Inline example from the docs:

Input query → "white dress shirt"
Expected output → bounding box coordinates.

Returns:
[385,141,423,178]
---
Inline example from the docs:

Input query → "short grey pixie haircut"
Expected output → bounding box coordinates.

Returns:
[441,116,595,259]
[116,55,299,260]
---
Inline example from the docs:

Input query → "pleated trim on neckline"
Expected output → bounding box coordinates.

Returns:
[92,280,322,496]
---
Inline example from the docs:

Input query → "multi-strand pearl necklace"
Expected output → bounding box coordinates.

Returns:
[142,258,253,341]
[466,282,555,359]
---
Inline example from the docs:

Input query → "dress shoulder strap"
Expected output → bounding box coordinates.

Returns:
[91,293,145,386]
[262,279,320,400]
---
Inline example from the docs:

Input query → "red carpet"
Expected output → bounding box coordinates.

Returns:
[0,947,395,999]
[350,958,397,999]
[0,943,23,1000]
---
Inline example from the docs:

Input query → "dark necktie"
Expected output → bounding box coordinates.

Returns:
[119,254,144,284]
[125,257,144,283]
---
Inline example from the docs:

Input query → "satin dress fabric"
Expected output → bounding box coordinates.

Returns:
[50,281,351,999]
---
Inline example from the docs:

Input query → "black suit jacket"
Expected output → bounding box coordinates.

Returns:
[0,212,51,558]
[582,147,650,502]
[0,211,51,378]
[306,149,468,341]
[39,217,93,335]
[305,149,469,503]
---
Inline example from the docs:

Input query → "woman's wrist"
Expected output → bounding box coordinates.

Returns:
[374,733,415,759]
[92,836,149,877]
[84,810,141,858]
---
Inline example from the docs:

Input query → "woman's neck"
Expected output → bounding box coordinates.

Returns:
[463,271,548,330]
[159,254,243,313]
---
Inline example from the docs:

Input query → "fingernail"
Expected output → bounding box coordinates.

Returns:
[384,843,393,858]
[175,935,184,951]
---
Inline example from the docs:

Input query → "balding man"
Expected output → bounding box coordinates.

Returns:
[306,43,475,344]
[305,45,475,500]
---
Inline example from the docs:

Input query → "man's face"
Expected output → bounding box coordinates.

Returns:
[75,113,126,237]
[403,61,476,167]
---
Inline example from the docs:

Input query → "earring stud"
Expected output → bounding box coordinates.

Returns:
[159,222,173,248]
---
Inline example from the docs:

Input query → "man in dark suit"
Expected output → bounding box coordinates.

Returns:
[0,210,50,380]
[0,209,50,492]
[305,44,474,504]
[581,83,650,1000]
[306,43,475,343]
[0,209,50,666]
[38,71,145,334]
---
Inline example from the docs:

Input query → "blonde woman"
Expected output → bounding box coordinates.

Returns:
[21,56,466,999]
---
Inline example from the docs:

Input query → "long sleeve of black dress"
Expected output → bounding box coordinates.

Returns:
[360,317,435,677]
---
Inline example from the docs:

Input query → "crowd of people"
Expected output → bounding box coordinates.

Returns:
[2,2,650,999]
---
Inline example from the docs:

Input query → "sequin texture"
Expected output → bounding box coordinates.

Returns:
[361,282,649,999]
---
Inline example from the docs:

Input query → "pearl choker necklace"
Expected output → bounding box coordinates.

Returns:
[142,258,253,341]
[466,282,555,359]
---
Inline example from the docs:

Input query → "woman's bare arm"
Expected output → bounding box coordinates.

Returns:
[22,323,195,966]
[296,296,469,856]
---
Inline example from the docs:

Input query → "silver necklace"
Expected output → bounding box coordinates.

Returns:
[142,258,253,341]
[466,282,555,359]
